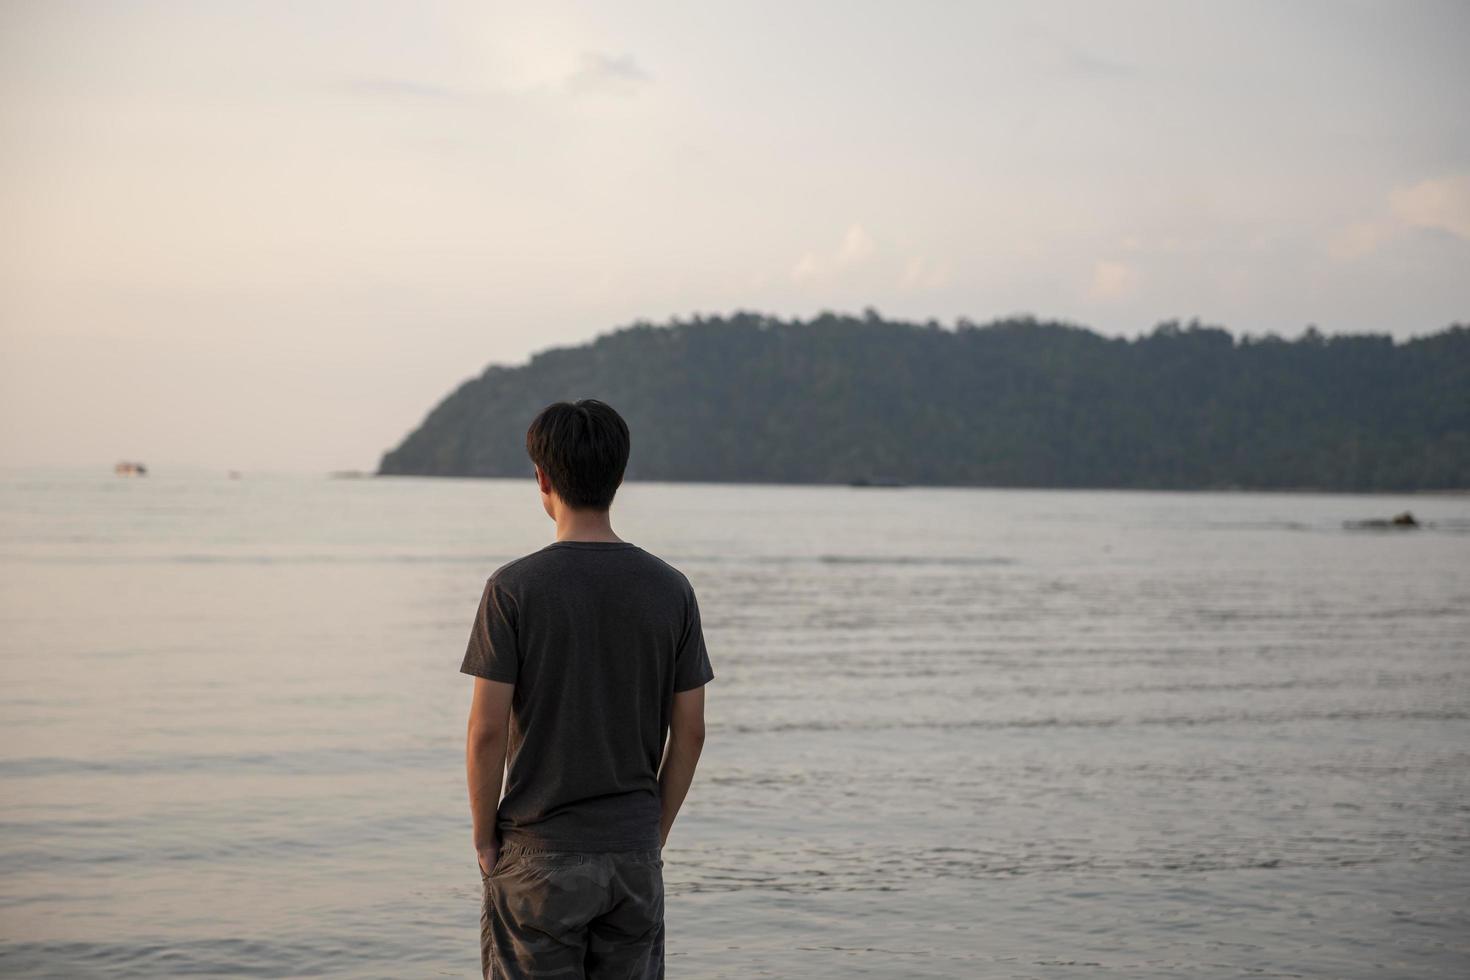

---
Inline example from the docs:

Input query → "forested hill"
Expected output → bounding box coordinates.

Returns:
[378,313,1470,492]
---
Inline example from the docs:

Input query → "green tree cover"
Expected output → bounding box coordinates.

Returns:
[378,313,1470,491]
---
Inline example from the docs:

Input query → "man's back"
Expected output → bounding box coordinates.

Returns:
[461,539,715,851]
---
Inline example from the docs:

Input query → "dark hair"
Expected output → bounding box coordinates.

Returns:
[525,399,631,510]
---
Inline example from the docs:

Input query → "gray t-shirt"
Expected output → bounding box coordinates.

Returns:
[460,540,715,851]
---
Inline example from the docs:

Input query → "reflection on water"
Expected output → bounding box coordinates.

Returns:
[0,470,1467,978]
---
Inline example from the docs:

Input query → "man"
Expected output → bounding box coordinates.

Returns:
[463,398,714,980]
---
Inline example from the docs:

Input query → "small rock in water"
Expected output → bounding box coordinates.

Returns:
[1344,511,1420,530]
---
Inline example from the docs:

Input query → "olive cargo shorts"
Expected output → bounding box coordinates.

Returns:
[479,842,665,979]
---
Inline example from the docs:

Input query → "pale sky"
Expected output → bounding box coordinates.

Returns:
[2,0,1467,472]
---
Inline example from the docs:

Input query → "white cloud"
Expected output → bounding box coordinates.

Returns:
[1390,174,1470,240]
[338,51,651,104]
[791,252,820,283]
[335,77,470,102]
[1327,173,1470,262]
[900,255,952,290]
[835,224,875,264]
[565,51,651,95]
[791,223,876,283]
[1087,259,1136,300]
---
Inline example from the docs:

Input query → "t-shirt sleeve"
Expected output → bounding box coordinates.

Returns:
[673,586,715,693]
[460,576,520,683]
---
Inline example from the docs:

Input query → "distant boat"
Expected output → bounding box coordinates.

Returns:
[848,476,907,488]
[114,460,148,477]
[329,470,371,479]
[228,470,243,480]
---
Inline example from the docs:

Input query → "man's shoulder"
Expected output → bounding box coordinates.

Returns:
[483,550,543,591]
[631,546,696,593]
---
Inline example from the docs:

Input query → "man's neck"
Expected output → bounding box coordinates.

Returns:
[553,512,623,544]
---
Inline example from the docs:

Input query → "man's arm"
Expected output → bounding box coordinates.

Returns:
[657,685,707,847]
[467,676,515,875]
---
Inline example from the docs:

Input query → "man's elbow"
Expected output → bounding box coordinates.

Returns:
[467,718,508,752]
[674,721,706,749]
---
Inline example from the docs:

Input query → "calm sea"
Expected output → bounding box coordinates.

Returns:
[0,469,1467,978]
